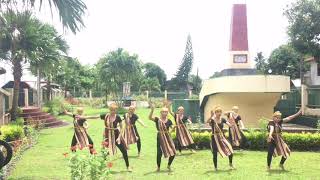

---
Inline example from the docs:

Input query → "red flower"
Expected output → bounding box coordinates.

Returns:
[63,152,69,158]
[107,162,113,168]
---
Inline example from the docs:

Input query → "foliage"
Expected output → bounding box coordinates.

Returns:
[0,10,68,120]
[143,63,167,91]
[266,44,308,79]
[188,73,202,94]
[97,48,143,99]
[0,125,24,142]
[69,149,111,180]
[44,97,66,116]
[171,35,194,90]
[77,98,105,108]
[285,0,320,58]
[254,52,268,74]
[0,0,87,34]
[139,77,161,93]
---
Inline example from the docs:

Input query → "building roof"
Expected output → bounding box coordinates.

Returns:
[2,81,31,89]
[230,4,249,51]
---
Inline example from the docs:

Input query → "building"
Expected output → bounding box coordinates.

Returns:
[200,4,290,127]
[303,57,320,86]
[0,88,10,125]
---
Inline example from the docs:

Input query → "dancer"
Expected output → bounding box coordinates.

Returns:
[207,106,235,171]
[123,105,146,156]
[167,104,196,154]
[148,102,176,172]
[100,103,132,172]
[267,109,302,171]
[64,107,97,154]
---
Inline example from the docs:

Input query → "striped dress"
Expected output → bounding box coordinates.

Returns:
[101,114,128,156]
[210,118,234,158]
[71,115,91,150]
[268,120,291,158]
[155,117,176,158]
[123,113,139,145]
[226,113,242,147]
[174,114,194,147]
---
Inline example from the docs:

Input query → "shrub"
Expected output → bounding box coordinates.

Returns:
[173,131,320,151]
[45,97,65,116]
[69,149,111,180]
[0,125,25,142]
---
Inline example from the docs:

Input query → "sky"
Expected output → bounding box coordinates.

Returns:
[1,0,295,86]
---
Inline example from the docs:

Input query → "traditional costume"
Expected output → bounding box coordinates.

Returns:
[154,117,176,168]
[123,113,140,152]
[267,111,290,168]
[70,114,96,154]
[101,113,129,168]
[174,113,195,152]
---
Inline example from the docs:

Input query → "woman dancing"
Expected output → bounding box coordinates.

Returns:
[168,105,196,154]
[267,109,302,171]
[148,102,176,172]
[207,106,235,171]
[64,107,97,154]
[100,103,132,172]
[123,105,146,156]
[225,106,247,148]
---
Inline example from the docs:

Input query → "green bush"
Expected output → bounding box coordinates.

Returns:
[77,98,105,108]
[0,124,25,142]
[173,131,320,151]
[69,149,111,180]
[45,97,65,116]
[10,117,25,126]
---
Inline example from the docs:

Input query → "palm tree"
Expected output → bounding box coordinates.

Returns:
[0,10,68,120]
[0,0,87,34]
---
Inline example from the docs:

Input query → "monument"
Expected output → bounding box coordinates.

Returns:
[199,4,290,127]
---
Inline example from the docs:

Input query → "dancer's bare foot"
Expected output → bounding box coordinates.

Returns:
[127,166,133,172]
[156,167,160,172]
[191,149,196,153]
[229,164,236,170]
[214,167,218,171]
[267,166,271,171]
[167,165,172,172]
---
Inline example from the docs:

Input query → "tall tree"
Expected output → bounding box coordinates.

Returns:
[254,52,268,74]
[97,48,142,100]
[0,10,67,120]
[139,77,161,94]
[285,0,320,58]
[188,73,202,94]
[0,0,87,34]
[172,35,194,90]
[266,44,308,79]
[143,63,167,91]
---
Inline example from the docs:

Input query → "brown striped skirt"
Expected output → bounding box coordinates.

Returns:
[124,124,138,145]
[211,133,234,158]
[73,127,90,150]
[176,123,194,147]
[272,133,291,158]
[158,130,176,158]
[228,124,242,147]
[102,128,128,155]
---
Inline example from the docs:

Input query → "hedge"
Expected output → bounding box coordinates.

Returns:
[0,125,24,142]
[171,131,320,151]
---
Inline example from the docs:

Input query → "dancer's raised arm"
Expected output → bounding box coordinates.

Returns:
[283,109,302,123]
[148,102,156,121]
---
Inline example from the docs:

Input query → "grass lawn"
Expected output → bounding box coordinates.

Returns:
[8,108,320,180]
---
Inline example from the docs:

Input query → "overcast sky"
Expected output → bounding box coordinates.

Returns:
[1,0,295,86]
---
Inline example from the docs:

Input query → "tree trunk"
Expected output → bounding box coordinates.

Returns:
[11,59,22,121]
[46,79,51,101]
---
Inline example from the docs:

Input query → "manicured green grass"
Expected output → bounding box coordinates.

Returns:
[8,108,320,180]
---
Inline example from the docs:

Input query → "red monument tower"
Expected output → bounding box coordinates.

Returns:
[221,3,254,75]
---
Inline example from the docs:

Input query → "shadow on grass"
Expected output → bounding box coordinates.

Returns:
[267,169,290,175]
[110,170,132,174]
[204,169,233,175]
[143,170,174,176]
